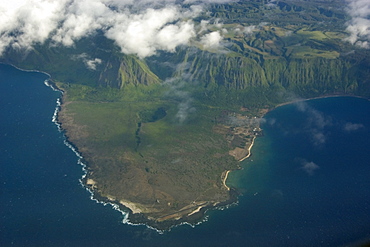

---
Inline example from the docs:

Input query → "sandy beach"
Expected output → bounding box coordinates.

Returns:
[120,200,143,214]
[222,170,231,191]
[223,135,257,191]
[239,136,256,162]
[188,206,204,216]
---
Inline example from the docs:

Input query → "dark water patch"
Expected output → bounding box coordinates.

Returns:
[139,107,167,123]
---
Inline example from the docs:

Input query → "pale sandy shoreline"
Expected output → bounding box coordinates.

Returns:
[274,94,369,109]
[222,170,231,191]
[222,94,370,191]
[188,205,204,216]
[239,136,256,162]
[120,200,143,214]
[222,135,256,190]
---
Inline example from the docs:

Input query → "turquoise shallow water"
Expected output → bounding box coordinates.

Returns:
[1,64,369,246]
[227,96,370,246]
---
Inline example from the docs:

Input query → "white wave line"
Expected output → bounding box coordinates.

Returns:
[45,78,219,233]
[4,63,166,233]
[1,62,51,77]
[46,84,161,232]
[44,79,61,92]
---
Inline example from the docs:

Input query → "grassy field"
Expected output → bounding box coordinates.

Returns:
[59,82,241,219]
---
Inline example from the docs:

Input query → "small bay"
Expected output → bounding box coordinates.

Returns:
[1,64,369,246]
[228,96,370,246]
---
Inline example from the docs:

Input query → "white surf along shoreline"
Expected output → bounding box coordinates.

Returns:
[8,63,368,233]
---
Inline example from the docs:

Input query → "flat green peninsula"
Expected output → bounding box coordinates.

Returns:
[57,82,264,227]
[2,0,370,230]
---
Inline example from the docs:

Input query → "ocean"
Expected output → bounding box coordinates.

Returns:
[1,64,369,246]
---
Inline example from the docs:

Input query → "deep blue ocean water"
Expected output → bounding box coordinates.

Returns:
[1,64,369,246]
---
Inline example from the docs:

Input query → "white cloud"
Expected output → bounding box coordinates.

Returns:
[87,59,102,70]
[0,0,68,53]
[295,100,332,146]
[200,31,222,49]
[241,25,256,35]
[301,160,320,176]
[105,7,197,58]
[72,53,102,70]
[52,0,114,46]
[0,0,227,58]
[343,122,364,132]
[176,98,196,124]
[234,25,256,36]
[345,0,370,48]
[312,131,326,145]
[164,65,197,124]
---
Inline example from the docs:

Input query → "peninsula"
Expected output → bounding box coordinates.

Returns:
[57,84,265,229]
[1,0,370,230]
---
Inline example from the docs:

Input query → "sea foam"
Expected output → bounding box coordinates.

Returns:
[44,80,163,232]
[45,78,228,234]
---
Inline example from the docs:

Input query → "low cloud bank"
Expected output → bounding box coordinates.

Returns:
[345,0,370,48]
[0,0,234,58]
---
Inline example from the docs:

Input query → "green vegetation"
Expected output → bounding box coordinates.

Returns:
[139,107,167,123]
[59,83,238,218]
[2,0,370,229]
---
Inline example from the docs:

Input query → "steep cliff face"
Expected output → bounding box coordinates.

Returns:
[148,49,361,99]
[98,55,161,88]
[1,39,367,101]
[118,56,160,87]
[280,58,356,95]
[1,43,160,90]
[179,51,269,89]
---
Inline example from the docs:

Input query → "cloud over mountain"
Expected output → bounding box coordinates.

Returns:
[2,0,368,58]
[0,0,229,58]
[345,0,370,48]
